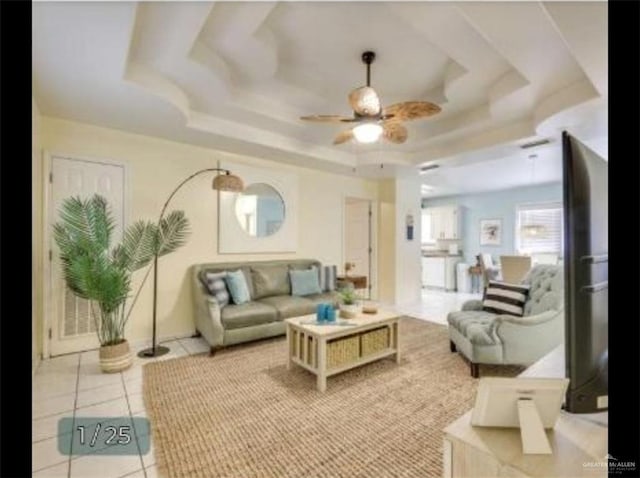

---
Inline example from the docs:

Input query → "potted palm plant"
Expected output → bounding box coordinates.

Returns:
[54,195,189,373]
[338,287,362,319]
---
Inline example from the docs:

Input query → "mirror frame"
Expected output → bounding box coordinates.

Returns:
[218,162,298,253]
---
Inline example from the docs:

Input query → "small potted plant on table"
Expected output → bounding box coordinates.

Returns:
[338,287,362,319]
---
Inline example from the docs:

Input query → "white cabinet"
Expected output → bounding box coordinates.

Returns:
[443,206,461,240]
[423,206,461,241]
[422,256,463,290]
[422,257,446,288]
[445,256,462,291]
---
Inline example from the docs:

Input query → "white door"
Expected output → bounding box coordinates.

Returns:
[48,156,126,356]
[345,199,371,297]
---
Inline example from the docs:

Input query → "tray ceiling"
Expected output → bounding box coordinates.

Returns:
[33,1,607,177]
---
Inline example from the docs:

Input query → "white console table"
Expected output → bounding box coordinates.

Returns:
[443,346,608,477]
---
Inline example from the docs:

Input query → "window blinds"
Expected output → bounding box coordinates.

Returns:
[516,202,563,254]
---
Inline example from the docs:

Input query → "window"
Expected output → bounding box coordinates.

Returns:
[516,202,563,255]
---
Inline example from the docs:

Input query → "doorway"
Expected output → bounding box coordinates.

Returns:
[344,197,375,299]
[45,155,127,356]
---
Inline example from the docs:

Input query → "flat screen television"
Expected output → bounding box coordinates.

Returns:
[561,131,608,414]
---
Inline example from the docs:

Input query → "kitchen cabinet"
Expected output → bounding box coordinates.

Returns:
[422,206,461,241]
[422,257,446,288]
[422,256,463,290]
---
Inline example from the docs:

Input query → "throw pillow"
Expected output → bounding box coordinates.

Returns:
[482,281,530,317]
[290,266,322,296]
[202,271,230,308]
[318,265,338,292]
[225,269,251,305]
[251,265,290,299]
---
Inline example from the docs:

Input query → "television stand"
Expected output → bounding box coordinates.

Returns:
[443,345,608,477]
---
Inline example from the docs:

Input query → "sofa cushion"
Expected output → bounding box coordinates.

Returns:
[200,271,230,308]
[482,281,530,317]
[220,302,278,330]
[319,265,338,292]
[447,310,501,346]
[257,295,316,319]
[304,292,341,308]
[251,265,291,299]
[225,270,251,305]
[290,267,322,296]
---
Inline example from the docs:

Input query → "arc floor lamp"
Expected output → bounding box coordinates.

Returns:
[138,168,244,358]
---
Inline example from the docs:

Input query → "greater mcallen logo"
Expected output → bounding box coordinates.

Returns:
[583,454,636,474]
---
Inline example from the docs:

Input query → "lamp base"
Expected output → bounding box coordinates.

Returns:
[137,345,170,359]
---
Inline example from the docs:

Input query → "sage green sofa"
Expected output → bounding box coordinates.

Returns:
[191,259,342,353]
[447,264,564,378]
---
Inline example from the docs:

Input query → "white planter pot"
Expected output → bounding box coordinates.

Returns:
[339,303,361,319]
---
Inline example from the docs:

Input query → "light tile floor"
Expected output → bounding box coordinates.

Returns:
[32,289,476,477]
[396,288,482,325]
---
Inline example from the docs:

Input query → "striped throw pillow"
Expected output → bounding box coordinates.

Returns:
[482,281,530,317]
[318,265,337,292]
[202,272,230,308]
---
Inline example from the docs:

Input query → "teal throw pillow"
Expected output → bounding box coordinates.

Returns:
[225,270,251,305]
[290,266,322,296]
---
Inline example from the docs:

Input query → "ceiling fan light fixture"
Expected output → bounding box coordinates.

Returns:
[353,123,383,143]
[349,86,381,116]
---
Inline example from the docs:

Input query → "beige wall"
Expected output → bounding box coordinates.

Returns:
[33,99,43,372]
[38,117,380,348]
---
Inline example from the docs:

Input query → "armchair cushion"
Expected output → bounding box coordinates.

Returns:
[462,300,484,311]
[447,310,501,346]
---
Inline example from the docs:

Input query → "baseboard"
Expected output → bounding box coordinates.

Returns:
[128,331,198,349]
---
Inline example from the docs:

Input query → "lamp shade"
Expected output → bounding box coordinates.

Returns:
[353,123,383,144]
[212,172,244,192]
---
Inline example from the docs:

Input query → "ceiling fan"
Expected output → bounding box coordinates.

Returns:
[300,51,442,145]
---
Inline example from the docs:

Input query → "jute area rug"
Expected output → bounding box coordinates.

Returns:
[143,318,523,478]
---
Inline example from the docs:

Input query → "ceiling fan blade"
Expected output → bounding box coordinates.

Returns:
[333,129,354,145]
[348,86,381,117]
[383,101,441,121]
[383,123,408,144]
[300,115,355,123]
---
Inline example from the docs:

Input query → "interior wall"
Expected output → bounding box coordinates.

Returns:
[38,117,380,349]
[394,175,422,305]
[377,180,395,303]
[32,98,43,373]
[422,182,563,265]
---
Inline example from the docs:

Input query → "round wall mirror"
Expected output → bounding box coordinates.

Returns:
[234,183,285,237]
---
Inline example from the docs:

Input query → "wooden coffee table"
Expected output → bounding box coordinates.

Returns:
[285,309,400,392]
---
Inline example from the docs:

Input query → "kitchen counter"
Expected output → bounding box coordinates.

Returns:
[422,250,463,258]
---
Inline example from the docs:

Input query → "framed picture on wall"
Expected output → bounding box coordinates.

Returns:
[480,218,502,246]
